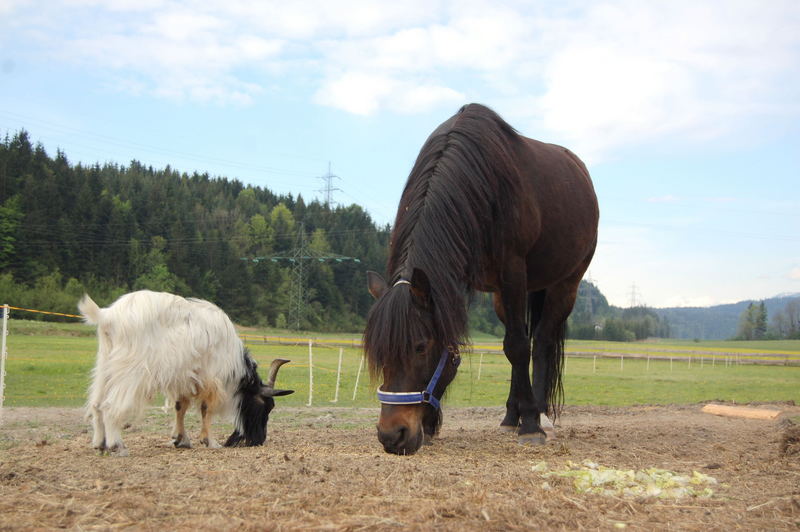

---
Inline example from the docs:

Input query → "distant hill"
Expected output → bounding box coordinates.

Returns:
[654,294,800,340]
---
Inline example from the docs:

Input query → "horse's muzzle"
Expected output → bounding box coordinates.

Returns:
[377,423,423,455]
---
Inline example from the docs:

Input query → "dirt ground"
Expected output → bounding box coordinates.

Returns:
[1,403,798,531]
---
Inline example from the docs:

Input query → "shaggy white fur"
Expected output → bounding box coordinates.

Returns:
[80,290,248,455]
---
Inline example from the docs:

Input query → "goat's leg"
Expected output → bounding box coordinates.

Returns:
[171,397,191,448]
[199,401,221,448]
[100,410,129,457]
[98,371,152,457]
[88,374,107,452]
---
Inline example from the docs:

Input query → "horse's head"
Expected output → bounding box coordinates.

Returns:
[364,268,461,455]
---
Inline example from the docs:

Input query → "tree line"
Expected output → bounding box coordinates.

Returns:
[736,299,800,340]
[0,130,389,331]
[468,279,672,342]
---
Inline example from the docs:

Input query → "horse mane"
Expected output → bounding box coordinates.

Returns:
[365,104,524,376]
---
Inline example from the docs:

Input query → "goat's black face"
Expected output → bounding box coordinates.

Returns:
[224,353,294,447]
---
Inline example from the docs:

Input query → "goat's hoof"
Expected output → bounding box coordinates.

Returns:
[173,435,191,449]
[518,432,547,446]
[108,444,129,457]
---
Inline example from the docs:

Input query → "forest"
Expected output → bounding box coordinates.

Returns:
[0,130,672,340]
[0,130,389,331]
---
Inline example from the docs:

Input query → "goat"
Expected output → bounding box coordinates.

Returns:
[79,290,293,456]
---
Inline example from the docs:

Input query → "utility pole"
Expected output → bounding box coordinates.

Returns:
[316,162,342,208]
[242,222,360,330]
[629,283,641,308]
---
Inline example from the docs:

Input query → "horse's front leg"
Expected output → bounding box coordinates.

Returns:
[493,292,521,431]
[496,277,544,444]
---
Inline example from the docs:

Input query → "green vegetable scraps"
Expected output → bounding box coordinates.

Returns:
[532,460,718,499]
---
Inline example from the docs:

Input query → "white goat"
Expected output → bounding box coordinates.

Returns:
[79,290,293,456]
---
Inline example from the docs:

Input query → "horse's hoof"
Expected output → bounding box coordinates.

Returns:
[499,425,518,433]
[518,432,547,446]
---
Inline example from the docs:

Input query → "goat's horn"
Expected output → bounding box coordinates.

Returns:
[265,358,291,389]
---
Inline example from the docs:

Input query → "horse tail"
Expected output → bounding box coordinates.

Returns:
[526,290,565,420]
[548,321,566,420]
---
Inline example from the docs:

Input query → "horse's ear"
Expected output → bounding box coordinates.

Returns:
[411,268,432,307]
[367,271,389,299]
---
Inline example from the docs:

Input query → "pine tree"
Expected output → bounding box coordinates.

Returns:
[754,301,768,339]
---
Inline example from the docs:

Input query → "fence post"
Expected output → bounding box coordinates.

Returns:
[352,356,364,401]
[593,355,597,374]
[477,352,484,380]
[0,304,7,417]
[331,347,343,403]
[306,339,313,407]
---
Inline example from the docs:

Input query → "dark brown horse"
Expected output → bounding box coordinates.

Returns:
[364,103,599,455]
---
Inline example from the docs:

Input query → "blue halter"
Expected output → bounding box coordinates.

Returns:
[376,348,460,410]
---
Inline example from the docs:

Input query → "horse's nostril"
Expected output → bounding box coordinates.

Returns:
[378,425,409,451]
[395,426,407,447]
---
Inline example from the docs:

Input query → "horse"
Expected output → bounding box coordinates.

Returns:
[363,103,599,455]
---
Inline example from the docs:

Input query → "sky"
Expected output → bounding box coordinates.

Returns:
[1,0,799,308]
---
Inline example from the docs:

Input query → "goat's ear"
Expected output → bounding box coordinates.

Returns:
[367,271,388,299]
[262,388,294,397]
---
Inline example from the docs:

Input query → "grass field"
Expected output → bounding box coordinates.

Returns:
[3,319,799,408]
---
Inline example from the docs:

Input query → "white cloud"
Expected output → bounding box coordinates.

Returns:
[313,72,463,115]
[530,1,800,161]
[7,0,800,131]
[790,268,800,280]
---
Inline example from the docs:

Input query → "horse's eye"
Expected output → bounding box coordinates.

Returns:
[415,343,426,354]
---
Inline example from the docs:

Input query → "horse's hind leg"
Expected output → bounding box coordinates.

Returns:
[531,276,582,433]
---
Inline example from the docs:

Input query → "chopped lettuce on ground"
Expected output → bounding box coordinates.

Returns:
[532,460,718,499]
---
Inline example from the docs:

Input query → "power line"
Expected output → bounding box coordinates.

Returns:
[241,222,361,330]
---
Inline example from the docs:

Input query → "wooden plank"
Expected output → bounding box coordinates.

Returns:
[701,403,781,420]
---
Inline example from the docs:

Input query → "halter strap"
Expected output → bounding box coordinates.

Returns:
[376,348,460,410]
[393,279,411,287]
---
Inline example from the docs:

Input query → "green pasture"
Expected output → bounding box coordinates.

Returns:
[2,320,798,408]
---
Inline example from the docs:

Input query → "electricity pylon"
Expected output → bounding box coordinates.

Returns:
[242,222,360,330]
[316,162,341,208]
